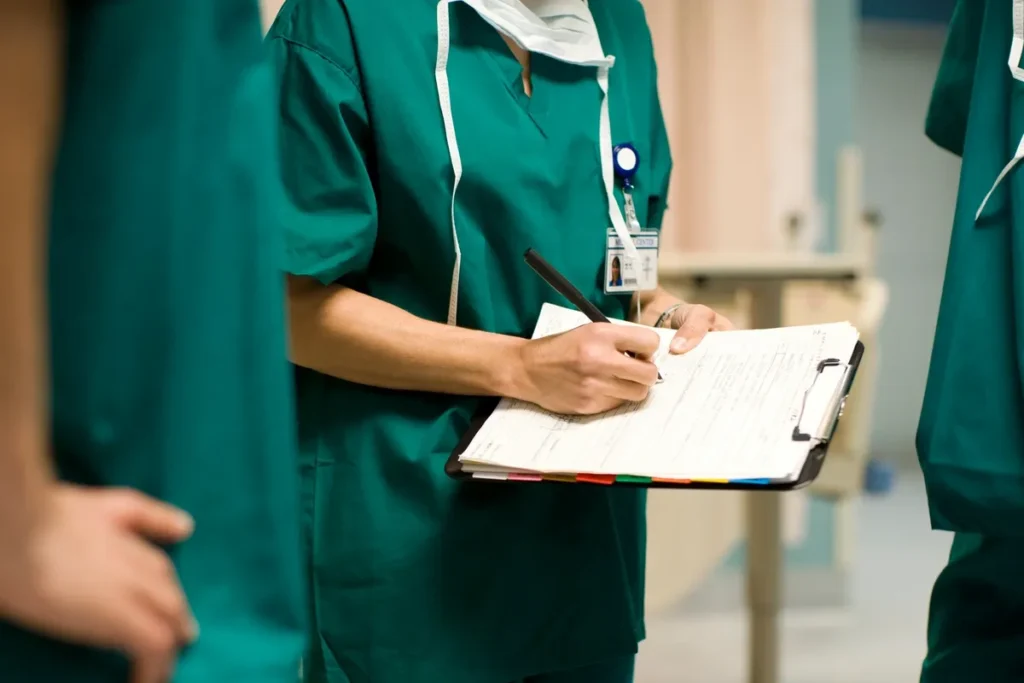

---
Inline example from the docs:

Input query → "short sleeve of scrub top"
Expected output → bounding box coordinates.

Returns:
[926,0,985,157]
[272,29,376,286]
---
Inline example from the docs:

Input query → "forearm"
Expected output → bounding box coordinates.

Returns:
[632,287,682,327]
[0,0,62,543]
[287,276,528,398]
[0,259,52,543]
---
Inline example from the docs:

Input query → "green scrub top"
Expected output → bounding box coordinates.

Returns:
[0,2,306,681]
[919,2,1024,681]
[917,0,1024,536]
[266,0,671,681]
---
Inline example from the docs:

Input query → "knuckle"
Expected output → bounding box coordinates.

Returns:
[135,625,175,656]
[169,593,188,620]
[114,488,145,508]
[107,489,144,517]
[578,323,602,341]
[575,344,605,375]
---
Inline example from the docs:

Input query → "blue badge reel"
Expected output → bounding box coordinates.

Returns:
[605,143,659,294]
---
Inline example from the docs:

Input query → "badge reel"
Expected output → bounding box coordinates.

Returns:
[605,142,660,295]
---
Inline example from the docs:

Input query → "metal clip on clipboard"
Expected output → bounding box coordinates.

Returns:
[791,358,854,444]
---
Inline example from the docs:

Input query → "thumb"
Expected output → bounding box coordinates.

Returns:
[669,329,702,355]
[105,489,194,544]
[667,321,708,356]
[668,307,715,354]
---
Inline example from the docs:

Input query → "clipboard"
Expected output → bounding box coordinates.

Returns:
[445,340,865,491]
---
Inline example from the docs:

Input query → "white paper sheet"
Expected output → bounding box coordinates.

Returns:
[459,304,860,481]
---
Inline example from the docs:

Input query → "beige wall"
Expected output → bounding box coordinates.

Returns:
[645,0,816,253]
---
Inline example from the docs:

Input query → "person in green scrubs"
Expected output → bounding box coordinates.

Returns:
[0,1,305,682]
[918,0,1024,680]
[267,1,732,682]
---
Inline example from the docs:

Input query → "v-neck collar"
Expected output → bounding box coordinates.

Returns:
[474,21,551,136]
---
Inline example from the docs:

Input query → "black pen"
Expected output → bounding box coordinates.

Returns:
[523,248,662,381]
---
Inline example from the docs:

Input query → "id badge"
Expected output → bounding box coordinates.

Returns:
[604,229,659,294]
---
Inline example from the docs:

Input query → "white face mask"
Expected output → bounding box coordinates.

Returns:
[461,0,607,65]
[435,0,638,326]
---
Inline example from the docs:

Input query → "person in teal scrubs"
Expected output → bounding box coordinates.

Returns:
[918,1,1024,680]
[267,1,733,682]
[0,2,305,682]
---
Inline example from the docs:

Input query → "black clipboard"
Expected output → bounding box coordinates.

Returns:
[445,341,865,491]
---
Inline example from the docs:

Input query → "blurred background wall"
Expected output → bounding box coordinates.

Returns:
[859,17,958,469]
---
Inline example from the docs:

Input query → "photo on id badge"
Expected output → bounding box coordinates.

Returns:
[605,229,659,294]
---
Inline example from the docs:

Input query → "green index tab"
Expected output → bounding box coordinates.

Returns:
[616,475,652,484]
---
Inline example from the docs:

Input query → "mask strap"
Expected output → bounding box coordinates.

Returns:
[977,0,1024,220]
[436,0,464,326]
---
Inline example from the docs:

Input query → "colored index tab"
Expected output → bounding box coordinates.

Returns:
[508,473,543,482]
[616,475,652,484]
[576,474,616,485]
[472,472,508,481]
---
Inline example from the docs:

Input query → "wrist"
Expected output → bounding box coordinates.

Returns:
[0,491,53,620]
[655,302,685,329]
[641,291,683,328]
[0,448,54,552]
[493,335,534,402]
[0,482,51,552]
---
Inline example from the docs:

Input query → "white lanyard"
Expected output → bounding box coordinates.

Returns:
[976,0,1024,220]
[435,0,637,325]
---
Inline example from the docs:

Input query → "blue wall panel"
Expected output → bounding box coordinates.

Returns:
[815,0,858,253]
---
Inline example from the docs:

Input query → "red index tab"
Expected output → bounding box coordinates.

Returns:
[576,474,616,485]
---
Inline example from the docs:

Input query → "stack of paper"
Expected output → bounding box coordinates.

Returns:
[457,304,860,484]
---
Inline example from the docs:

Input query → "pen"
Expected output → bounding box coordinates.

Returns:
[523,248,662,381]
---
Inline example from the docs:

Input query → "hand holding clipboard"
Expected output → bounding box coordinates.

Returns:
[523,248,662,381]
